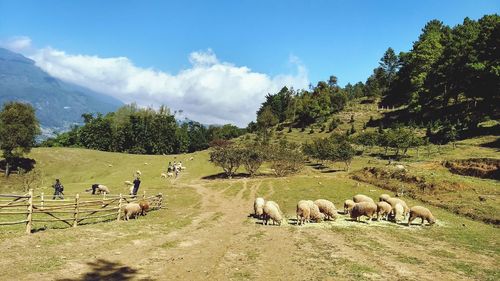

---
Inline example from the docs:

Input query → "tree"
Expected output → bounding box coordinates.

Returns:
[256,105,278,144]
[209,144,242,178]
[268,141,304,177]
[241,145,265,177]
[303,134,355,171]
[0,102,40,176]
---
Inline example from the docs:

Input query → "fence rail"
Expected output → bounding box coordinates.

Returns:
[0,189,163,234]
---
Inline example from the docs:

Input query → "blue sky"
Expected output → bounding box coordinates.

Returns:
[0,0,498,125]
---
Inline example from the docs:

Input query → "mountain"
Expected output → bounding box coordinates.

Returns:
[0,48,123,137]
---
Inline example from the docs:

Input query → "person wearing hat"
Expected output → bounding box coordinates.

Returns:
[52,179,64,200]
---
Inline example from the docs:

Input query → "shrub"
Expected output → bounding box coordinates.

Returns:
[267,141,304,177]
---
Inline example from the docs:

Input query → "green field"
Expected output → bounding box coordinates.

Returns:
[0,135,499,280]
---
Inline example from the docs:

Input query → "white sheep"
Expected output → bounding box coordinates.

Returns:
[135,170,142,177]
[376,201,392,220]
[123,203,141,221]
[254,197,265,218]
[124,180,133,186]
[343,199,356,214]
[167,172,174,178]
[350,202,377,222]
[391,203,404,223]
[296,200,324,225]
[386,197,409,217]
[296,200,311,225]
[379,194,391,202]
[263,201,283,226]
[96,184,110,194]
[160,173,167,179]
[353,194,375,204]
[408,206,436,226]
[314,199,337,221]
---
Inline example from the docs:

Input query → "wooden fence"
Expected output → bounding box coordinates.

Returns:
[0,190,163,234]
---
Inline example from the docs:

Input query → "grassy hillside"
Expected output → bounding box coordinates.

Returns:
[0,138,498,279]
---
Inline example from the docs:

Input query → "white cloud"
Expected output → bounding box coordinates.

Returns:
[3,37,309,126]
[0,36,33,53]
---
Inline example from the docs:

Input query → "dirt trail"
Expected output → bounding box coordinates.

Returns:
[22,176,495,280]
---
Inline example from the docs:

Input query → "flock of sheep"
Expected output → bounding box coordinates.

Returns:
[253,193,436,227]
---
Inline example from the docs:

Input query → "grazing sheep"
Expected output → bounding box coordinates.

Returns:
[391,203,404,223]
[254,197,265,218]
[124,180,133,186]
[160,173,167,179]
[139,200,150,216]
[296,200,311,225]
[96,184,110,194]
[350,202,377,222]
[408,206,436,226]
[314,199,337,220]
[135,170,142,176]
[376,201,392,220]
[344,199,356,214]
[386,197,409,217]
[353,194,375,204]
[123,203,141,221]
[297,200,324,225]
[263,201,282,226]
[167,172,174,178]
[379,194,391,202]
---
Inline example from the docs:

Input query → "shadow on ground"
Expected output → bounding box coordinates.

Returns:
[57,259,151,281]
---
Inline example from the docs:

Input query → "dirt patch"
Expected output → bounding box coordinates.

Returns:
[443,158,500,180]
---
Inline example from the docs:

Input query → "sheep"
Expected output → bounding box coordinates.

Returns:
[343,199,356,214]
[379,194,391,202]
[296,200,311,225]
[391,203,405,223]
[124,180,133,186]
[123,203,141,221]
[263,201,282,226]
[189,157,194,161]
[353,194,375,204]
[160,173,167,179]
[314,199,337,221]
[376,201,392,220]
[386,197,409,217]
[408,206,436,226]
[350,202,378,222]
[139,200,150,216]
[296,200,324,225]
[135,170,142,176]
[96,184,110,194]
[167,172,174,178]
[253,197,265,218]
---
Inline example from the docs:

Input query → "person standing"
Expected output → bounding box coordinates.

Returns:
[52,179,64,200]
[132,177,141,196]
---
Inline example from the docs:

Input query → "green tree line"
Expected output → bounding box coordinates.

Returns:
[42,104,245,154]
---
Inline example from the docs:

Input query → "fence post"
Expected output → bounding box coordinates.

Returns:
[73,193,79,227]
[117,194,123,222]
[158,193,163,209]
[26,189,33,234]
[41,192,44,210]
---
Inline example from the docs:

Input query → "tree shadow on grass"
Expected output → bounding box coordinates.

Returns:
[57,259,151,281]
[307,162,343,173]
[0,157,36,173]
[201,172,251,180]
